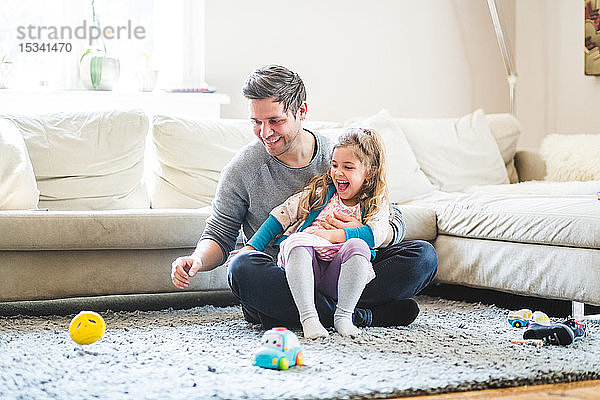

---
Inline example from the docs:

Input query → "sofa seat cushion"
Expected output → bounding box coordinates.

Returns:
[409,181,600,248]
[0,209,211,251]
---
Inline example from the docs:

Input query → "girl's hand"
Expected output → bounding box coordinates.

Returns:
[230,245,255,256]
[323,211,362,229]
[225,245,255,267]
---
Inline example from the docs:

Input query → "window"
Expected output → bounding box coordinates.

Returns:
[0,0,69,88]
[0,0,204,90]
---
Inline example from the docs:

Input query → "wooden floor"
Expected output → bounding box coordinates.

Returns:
[399,380,600,399]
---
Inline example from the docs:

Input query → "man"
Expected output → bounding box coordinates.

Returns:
[171,64,437,330]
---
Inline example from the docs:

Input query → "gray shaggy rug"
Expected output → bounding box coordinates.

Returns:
[1,295,599,399]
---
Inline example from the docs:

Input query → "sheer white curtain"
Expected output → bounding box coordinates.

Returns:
[154,0,206,89]
[0,0,204,90]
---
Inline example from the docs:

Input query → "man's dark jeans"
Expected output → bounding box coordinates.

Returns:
[227,240,438,329]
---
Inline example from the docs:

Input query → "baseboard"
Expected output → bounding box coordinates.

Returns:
[0,290,239,317]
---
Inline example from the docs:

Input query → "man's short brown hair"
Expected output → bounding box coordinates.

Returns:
[242,65,307,115]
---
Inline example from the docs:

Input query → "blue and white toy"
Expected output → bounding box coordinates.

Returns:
[251,327,304,370]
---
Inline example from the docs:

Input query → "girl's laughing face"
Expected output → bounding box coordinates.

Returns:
[330,146,368,206]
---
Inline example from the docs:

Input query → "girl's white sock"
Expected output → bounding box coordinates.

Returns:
[285,246,329,339]
[334,254,372,337]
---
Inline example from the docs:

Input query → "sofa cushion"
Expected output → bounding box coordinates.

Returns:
[4,110,149,210]
[0,208,210,250]
[540,133,600,181]
[0,119,39,209]
[150,116,346,208]
[412,183,599,248]
[514,150,546,182]
[486,113,521,183]
[394,109,509,192]
[397,204,437,241]
[339,110,437,203]
[150,116,255,208]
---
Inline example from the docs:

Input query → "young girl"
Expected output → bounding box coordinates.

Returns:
[241,127,391,339]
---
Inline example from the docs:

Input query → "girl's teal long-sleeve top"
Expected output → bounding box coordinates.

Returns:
[247,184,390,258]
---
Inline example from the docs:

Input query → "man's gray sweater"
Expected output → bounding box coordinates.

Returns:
[201,130,333,260]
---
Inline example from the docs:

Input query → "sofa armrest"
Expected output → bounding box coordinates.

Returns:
[514,150,546,182]
[397,205,437,242]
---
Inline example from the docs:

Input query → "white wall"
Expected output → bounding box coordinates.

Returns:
[205,0,511,122]
[205,0,600,149]
[515,0,600,148]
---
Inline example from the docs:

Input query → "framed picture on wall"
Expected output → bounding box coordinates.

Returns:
[585,0,600,75]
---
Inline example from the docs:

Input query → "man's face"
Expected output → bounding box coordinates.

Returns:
[249,98,305,158]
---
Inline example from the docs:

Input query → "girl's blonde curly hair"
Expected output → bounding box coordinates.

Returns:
[298,127,391,222]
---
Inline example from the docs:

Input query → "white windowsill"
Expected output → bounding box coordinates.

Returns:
[0,89,230,119]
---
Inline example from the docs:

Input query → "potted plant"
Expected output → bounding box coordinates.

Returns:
[79,48,120,90]
[78,0,120,90]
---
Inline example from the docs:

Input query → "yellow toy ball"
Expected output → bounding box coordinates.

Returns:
[69,311,106,345]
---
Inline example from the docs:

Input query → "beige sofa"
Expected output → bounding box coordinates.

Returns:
[1,109,598,314]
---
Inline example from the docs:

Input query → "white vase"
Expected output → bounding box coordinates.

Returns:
[136,69,159,92]
[79,53,120,90]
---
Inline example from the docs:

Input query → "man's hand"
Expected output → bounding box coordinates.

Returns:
[171,256,203,289]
